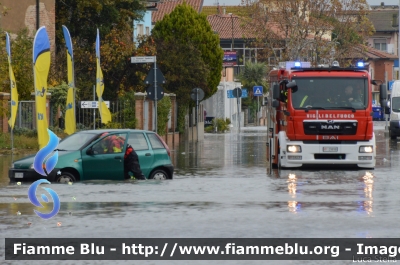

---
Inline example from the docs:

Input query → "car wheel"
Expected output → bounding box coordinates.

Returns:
[150,169,168,180]
[52,172,77,183]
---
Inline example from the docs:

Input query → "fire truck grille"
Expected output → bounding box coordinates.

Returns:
[303,121,357,135]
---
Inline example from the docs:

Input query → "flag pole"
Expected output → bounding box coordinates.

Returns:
[10,87,14,165]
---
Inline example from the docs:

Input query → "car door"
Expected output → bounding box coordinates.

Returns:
[81,133,127,180]
[146,132,170,166]
[127,132,153,177]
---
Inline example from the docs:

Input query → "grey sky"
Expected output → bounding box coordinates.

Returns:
[202,0,399,6]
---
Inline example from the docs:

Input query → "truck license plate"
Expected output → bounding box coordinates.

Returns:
[323,147,338,152]
[15,173,23,178]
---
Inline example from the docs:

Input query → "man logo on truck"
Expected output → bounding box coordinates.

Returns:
[321,125,340,129]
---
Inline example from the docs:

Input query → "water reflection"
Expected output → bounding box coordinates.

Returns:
[359,171,374,215]
[286,173,301,214]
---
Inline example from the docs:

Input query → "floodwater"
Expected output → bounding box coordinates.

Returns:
[1,121,400,265]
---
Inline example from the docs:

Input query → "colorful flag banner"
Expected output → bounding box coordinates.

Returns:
[62,25,76,135]
[33,26,51,149]
[95,29,111,124]
[6,32,18,129]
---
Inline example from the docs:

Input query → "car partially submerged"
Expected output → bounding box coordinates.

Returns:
[9,129,174,183]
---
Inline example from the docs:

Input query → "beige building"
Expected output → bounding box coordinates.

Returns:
[0,0,55,53]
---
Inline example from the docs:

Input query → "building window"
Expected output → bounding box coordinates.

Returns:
[137,24,144,36]
[374,39,387,51]
[146,27,150,35]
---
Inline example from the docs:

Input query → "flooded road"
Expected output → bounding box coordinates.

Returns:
[1,122,400,265]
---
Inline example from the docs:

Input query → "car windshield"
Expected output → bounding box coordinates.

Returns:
[57,132,98,151]
[291,78,368,110]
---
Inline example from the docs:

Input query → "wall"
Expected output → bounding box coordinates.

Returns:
[1,1,55,55]
[134,92,180,146]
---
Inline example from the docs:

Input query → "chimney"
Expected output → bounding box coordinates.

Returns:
[223,6,226,15]
[381,2,384,7]
[393,13,399,27]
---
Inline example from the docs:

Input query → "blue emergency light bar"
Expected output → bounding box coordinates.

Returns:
[357,62,365,68]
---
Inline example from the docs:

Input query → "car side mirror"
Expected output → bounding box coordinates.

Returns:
[86,147,96,155]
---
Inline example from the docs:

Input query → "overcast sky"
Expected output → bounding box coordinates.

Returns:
[202,0,400,6]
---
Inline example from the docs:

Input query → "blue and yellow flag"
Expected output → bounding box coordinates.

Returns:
[33,26,51,149]
[96,29,111,124]
[62,25,76,135]
[6,32,18,129]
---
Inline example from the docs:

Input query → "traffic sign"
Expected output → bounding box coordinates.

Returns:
[253,86,263,96]
[191,88,205,101]
[232,87,242,98]
[389,80,394,91]
[227,89,247,98]
[80,101,110,108]
[242,88,248,98]
[144,68,166,85]
[146,85,164,101]
[131,56,155,63]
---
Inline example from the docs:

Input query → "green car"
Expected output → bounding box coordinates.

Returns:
[9,129,174,182]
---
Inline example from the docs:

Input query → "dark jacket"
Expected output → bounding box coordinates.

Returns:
[124,144,145,180]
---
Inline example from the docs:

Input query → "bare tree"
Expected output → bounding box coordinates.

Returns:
[240,0,374,66]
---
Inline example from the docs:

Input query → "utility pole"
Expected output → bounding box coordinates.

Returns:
[36,0,40,30]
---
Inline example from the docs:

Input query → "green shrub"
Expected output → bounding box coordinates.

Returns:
[157,97,172,136]
[204,118,230,133]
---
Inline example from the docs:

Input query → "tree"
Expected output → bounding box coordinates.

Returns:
[54,0,147,100]
[151,2,223,132]
[240,0,374,66]
[237,62,268,121]
[0,28,34,100]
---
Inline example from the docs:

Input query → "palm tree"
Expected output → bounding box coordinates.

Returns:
[237,62,268,124]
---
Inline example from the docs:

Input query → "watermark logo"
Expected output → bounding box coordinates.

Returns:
[28,179,60,219]
[33,129,59,176]
[29,129,60,219]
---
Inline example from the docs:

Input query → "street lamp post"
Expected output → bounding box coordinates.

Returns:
[229,13,234,51]
[36,0,40,30]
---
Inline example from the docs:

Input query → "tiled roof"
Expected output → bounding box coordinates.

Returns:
[350,45,398,59]
[152,0,204,23]
[201,5,244,16]
[367,10,399,32]
[207,14,254,40]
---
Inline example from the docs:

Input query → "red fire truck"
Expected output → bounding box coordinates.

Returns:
[266,61,387,169]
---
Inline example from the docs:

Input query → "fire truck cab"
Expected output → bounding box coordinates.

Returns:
[266,61,387,169]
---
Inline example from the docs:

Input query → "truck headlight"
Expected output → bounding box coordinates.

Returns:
[287,145,302,153]
[359,146,373,153]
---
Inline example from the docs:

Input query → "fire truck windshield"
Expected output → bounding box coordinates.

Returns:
[291,78,368,110]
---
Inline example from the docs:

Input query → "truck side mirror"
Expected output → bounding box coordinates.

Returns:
[379,84,387,100]
[286,81,298,93]
[272,84,280,100]
[272,100,280,108]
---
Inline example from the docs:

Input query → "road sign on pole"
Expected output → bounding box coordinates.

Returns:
[80,101,110,108]
[146,85,164,101]
[253,86,263,96]
[145,68,166,85]
[130,56,155,63]
[131,56,163,133]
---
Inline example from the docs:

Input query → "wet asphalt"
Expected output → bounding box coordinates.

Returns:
[0,120,399,265]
